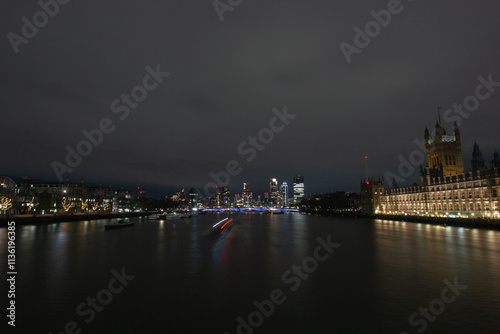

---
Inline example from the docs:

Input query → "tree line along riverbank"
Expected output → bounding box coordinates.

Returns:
[0,211,157,226]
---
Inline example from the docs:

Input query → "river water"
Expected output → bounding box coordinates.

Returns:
[1,213,499,333]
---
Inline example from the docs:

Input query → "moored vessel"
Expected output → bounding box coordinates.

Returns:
[104,218,134,229]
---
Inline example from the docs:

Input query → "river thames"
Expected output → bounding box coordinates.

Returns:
[1,213,500,333]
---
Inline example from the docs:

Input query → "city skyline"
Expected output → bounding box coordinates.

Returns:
[5,117,499,199]
[2,1,500,198]
[3,121,500,199]
[1,173,308,201]
[3,2,500,333]
[5,119,499,214]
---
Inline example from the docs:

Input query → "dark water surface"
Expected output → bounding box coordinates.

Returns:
[1,214,500,333]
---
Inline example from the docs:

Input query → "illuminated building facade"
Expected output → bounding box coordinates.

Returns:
[425,122,464,177]
[293,175,305,203]
[189,188,200,209]
[234,194,242,207]
[280,182,289,208]
[360,178,385,215]
[221,187,231,207]
[242,182,252,206]
[361,124,500,219]
[270,178,278,206]
[0,176,134,214]
[213,187,230,208]
[0,177,16,190]
[263,192,269,206]
[379,168,500,219]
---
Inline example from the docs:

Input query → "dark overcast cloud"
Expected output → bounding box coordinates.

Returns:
[1,0,500,197]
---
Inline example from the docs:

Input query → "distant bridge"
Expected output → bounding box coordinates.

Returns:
[200,208,299,213]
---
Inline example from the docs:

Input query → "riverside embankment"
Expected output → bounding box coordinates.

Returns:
[301,210,500,230]
[0,211,156,226]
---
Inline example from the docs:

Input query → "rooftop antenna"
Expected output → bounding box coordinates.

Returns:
[437,106,442,124]
[364,155,368,181]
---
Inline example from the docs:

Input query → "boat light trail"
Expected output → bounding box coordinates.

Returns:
[220,219,233,230]
[212,218,228,228]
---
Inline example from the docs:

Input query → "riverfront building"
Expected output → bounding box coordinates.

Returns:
[293,175,305,203]
[280,182,289,208]
[269,178,278,206]
[361,122,500,219]
[0,176,136,214]
[242,182,252,206]
[425,122,464,177]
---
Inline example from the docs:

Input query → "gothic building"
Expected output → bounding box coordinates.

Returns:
[471,142,487,172]
[360,177,385,214]
[424,121,464,177]
[361,122,500,219]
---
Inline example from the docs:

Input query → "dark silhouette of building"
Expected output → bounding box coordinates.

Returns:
[471,142,487,172]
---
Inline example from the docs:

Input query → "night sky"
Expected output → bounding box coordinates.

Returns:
[2,0,500,197]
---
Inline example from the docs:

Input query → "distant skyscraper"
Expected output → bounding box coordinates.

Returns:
[293,175,305,203]
[188,188,198,209]
[214,187,221,207]
[234,193,241,207]
[269,178,278,206]
[221,187,230,207]
[280,182,289,208]
[242,182,252,206]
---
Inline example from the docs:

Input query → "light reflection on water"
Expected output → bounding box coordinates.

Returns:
[1,214,499,333]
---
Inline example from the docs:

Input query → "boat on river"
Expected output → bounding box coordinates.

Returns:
[104,218,134,229]
[210,217,234,235]
[166,212,192,220]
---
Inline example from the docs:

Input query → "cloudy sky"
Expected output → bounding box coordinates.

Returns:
[1,0,500,197]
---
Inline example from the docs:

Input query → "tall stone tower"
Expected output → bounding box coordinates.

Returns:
[471,142,487,172]
[491,151,500,170]
[424,121,464,177]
